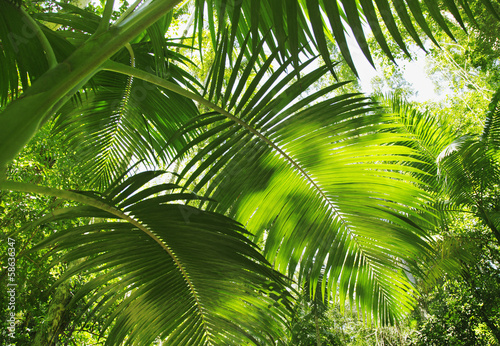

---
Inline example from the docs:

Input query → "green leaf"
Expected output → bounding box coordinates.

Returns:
[321,0,358,75]
[190,0,487,77]
[177,43,434,325]
[359,0,395,61]
[53,42,200,191]
[0,1,51,105]
[404,0,440,47]
[481,88,500,148]
[27,172,292,345]
[373,0,411,56]
[305,0,337,75]
[341,0,375,66]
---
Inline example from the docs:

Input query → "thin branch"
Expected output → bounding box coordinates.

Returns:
[21,8,57,68]
[95,0,115,35]
[114,0,143,26]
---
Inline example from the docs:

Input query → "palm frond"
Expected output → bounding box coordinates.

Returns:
[175,41,434,325]
[52,43,201,191]
[380,95,498,232]
[0,0,50,104]
[436,127,500,244]
[380,94,457,185]
[25,171,292,345]
[482,87,500,149]
[192,0,498,75]
[438,138,500,206]
[421,232,476,291]
[386,94,500,244]
[33,3,100,36]
[140,11,174,78]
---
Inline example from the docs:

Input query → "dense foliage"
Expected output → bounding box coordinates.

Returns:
[1,0,500,345]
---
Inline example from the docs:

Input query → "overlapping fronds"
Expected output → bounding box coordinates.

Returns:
[192,0,499,75]
[24,171,291,345]
[3,0,499,337]
[0,1,202,191]
[175,41,434,325]
[32,1,100,38]
[52,42,201,191]
[421,233,477,289]
[384,93,500,244]
[437,90,500,213]
[381,95,458,185]
[2,0,498,174]
[437,136,500,241]
[438,138,499,204]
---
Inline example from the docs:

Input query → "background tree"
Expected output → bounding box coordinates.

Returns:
[0,126,111,344]
[383,90,500,345]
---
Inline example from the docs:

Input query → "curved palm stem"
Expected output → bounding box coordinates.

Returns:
[20,7,57,68]
[0,179,209,338]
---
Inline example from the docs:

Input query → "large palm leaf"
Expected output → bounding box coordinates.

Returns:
[7,171,291,345]
[168,39,435,325]
[39,33,438,325]
[380,95,458,203]
[52,41,201,191]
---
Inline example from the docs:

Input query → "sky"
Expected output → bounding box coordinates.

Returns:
[345,28,449,103]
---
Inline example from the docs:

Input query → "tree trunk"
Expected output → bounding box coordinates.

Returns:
[314,308,322,346]
[33,281,71,345]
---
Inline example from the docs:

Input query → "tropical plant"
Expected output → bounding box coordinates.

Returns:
[384,90,500,343]
[1,0,499,344]
[388,89,500,245]
[4,170,294,345]
[411,222,500,346]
